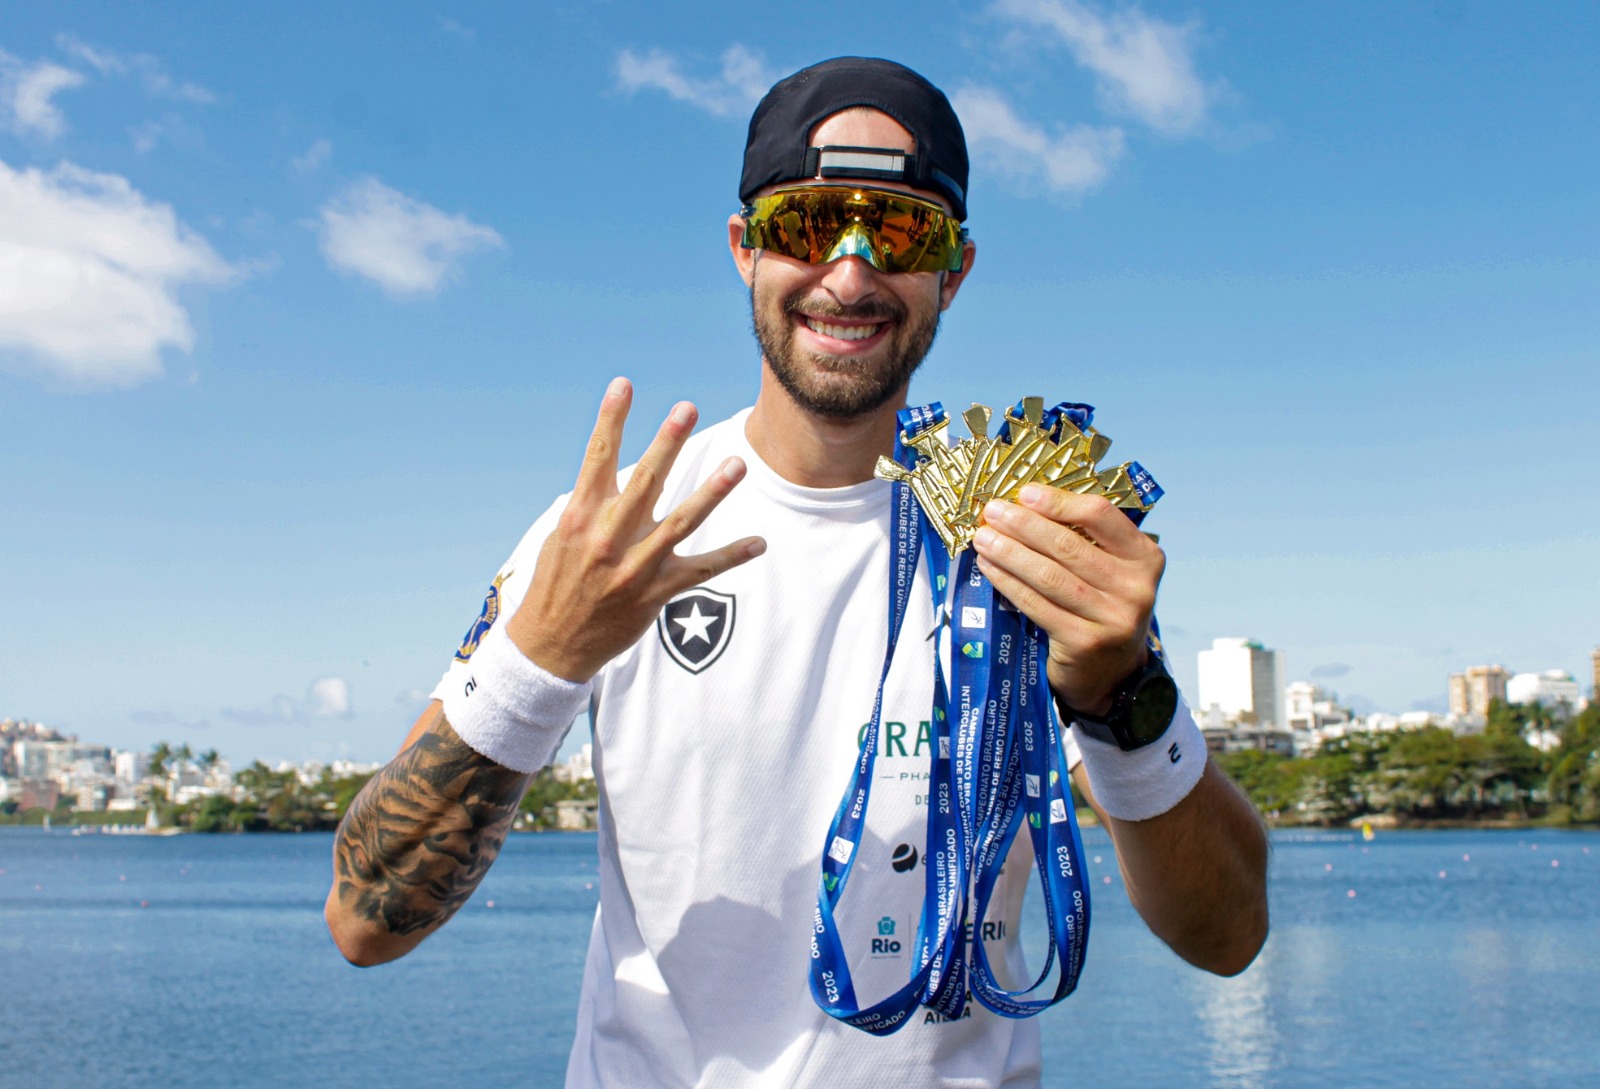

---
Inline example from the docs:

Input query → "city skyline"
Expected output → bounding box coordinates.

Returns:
[8,635,1594,775]
[3,2,1598,765]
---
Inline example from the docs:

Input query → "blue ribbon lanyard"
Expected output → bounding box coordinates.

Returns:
[810,403,1093,1034]
[809,415,961,1035]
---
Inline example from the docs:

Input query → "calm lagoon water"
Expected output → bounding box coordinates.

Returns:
[2,826,1596,1088]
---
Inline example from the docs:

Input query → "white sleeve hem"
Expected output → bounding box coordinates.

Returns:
[1072,693,1206,822]
[439,623,591,774]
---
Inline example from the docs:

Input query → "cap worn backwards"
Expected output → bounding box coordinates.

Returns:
[740,57,970,222]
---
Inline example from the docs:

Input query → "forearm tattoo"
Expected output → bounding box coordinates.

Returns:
[332,709,531,937]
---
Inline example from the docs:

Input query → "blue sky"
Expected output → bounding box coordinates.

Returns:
[2,1,1597,766]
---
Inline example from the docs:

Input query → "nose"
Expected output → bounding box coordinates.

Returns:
[822,222,885,271]
[817,254,881,308]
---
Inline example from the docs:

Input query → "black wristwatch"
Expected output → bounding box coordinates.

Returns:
[1059,656,1179,752]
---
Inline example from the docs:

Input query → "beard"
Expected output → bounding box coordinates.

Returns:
[750,278,942,419]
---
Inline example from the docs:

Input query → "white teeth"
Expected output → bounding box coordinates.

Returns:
[805,317,881,341]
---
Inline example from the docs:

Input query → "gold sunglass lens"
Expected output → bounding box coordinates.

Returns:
[745,189,962,273]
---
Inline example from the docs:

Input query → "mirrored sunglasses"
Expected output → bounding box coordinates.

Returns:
[741,186,967,274]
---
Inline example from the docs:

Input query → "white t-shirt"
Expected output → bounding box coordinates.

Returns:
[432,409,1083,1089]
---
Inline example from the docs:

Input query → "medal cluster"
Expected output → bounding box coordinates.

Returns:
[874,396,1162,556]
[812,397,1163,1036]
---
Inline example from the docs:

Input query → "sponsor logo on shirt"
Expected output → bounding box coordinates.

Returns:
[964,919,1008,943]
[871,915,902,957]
[890,843,920,873]
[857,720,937,760]
[656,586,736,674]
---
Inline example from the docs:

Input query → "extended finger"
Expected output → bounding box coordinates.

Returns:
[663,535,767,596]
[1015,484,1155,560]
[972,525,1116,628]
[572,377,633,505]
[647,457,747,554]
[617,401,698,523]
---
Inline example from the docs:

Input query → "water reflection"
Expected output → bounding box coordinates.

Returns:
[1456,927,1510,1039]
[1190,953,1277,1089]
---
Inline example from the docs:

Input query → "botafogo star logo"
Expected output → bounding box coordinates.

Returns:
[657,587,736,674]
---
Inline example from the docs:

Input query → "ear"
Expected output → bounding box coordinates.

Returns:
[728,214,756,287]
[938,237,977,312]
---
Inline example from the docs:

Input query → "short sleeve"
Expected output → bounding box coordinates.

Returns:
[428,494,572,706]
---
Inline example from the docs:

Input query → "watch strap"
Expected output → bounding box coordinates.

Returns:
[1059,656,1175,752]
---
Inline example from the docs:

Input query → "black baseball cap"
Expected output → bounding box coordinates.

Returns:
[739,57,970,221]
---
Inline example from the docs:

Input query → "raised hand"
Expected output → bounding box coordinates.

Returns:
[971,484,1164,715]
[506,377,766,683]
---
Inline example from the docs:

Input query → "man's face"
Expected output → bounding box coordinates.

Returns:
[729,109,974,420]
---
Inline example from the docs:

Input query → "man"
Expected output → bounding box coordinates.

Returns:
[326,56,1267,1088]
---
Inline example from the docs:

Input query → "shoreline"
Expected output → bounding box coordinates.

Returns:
[6,816,1597,835]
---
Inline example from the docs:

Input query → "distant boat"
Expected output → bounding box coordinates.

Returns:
[1361,820,1375,842]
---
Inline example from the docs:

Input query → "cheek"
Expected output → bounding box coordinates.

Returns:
[751,261,814,315]
[749,267,782,317]
[905,279,946,321]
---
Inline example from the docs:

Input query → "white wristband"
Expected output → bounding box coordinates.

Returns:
[1073,693,1206,822]
[439,623,591,773]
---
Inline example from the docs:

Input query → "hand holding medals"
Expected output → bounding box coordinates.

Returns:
[813,398,1166,1035]
[881,397,1166,716]
[873,396,1161,556]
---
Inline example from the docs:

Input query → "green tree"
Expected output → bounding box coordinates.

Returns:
[517,769,598,830]
[190,793,245,833]
[147,741,174,826]
[1214,750,1305,817]
[1546,703,1600,821]
[329,773,376,820]
[1380,727,1465,818]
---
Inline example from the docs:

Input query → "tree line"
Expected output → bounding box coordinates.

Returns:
[3,746,597,833]
[173,761,598,833]
[1214,699,1600,826]
[11,699,1595,831]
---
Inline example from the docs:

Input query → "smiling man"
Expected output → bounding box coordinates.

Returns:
[742,112,951,421]
[325,57,1268,1089]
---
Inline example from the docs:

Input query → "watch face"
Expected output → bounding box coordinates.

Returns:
[1128,674,1179,746]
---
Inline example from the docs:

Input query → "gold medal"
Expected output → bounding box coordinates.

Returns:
[875,397,1159,556]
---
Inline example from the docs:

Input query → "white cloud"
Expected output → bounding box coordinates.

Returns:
[315,176,504,297]
[53,36,120,76]
[55,34,215,103]
[0,50,86,139]
[615,44,773,118]
[224,677,354,726]
[953,86,1124,195]
[0,158,236,387]
[307,677,353,718]
[292,137,333,174]
[438,16,476,41]
[993,0,1211,135]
